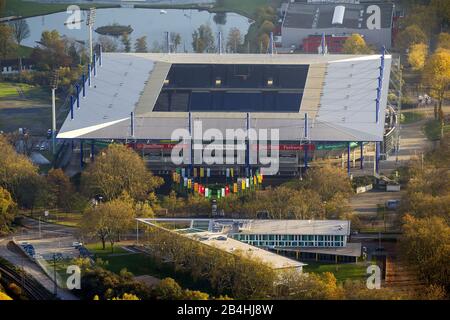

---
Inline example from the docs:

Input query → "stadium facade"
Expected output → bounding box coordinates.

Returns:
[57,51,392,177]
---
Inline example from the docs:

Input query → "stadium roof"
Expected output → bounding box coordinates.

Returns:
[282,2,394,29]
[137,218,351,236]
[57,53,391,142]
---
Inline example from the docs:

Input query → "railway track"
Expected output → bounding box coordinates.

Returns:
[0,261,55,300]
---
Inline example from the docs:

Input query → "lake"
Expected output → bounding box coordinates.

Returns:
[21,8,251,52]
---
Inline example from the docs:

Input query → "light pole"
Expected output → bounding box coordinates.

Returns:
[51,70,58,156]
[87,7,96,64]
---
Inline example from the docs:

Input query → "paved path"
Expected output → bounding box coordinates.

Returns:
[0,217,79,300]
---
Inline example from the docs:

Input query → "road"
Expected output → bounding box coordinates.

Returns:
[0,217,79,300]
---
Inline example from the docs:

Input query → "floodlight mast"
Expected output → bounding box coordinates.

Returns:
[87,8,96,64]
[51,70,59,156]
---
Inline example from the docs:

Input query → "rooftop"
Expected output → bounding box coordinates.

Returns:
[283,2,394,30]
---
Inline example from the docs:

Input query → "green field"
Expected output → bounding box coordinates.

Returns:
[0,82,49,101]
[213,0,273,18]
[303,262,369,282]
[423,119,450,141]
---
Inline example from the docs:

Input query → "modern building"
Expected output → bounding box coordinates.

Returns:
[56,51,392,177]
[137,218,362,263]
[281,1,395,50]
[136,218,307,272]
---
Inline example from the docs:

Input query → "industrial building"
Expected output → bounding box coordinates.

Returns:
[56,50,392,177]
[281,1,395,50]
[137,218,361,263]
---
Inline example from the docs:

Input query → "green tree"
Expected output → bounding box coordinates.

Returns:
[153,278,183,300]
[134,36,147,53]
[81,144,163,201]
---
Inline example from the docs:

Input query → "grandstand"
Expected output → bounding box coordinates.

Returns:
[57,51,392,177]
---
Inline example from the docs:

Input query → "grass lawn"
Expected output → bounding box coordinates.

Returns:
[303,262,368,282]
[423,119,450,141]
[400,111,425,124]
[24,210,82,228]
[0,82,49,102]
[3,0,116,18]
[213,0,272,18]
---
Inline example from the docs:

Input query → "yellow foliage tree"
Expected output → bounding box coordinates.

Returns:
[408,43,428,71]
[437,32,450,50]
[0,291,12,300]
[422,48,450,112]
[342,34,372,54]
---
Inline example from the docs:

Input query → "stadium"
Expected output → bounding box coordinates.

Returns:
[57,49,392,178]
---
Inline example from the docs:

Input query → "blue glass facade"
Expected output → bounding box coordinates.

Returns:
[231,234,346,248]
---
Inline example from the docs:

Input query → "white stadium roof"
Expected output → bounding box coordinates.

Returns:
[57,53,391,142]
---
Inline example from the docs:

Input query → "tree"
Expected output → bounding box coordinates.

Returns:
[31,30,72,70]
[46,168,81,211]
[400,214,450,290]
[408,43,428,71]
[97,35,118,52]
[192,24,215,53]
[9,20,30,46]
[437,33,450,50]
[0,135,42,209]
[81,144,163,201]
[395,24,427,53]
[170,32,181,53]
[213,12,227,25]
[153,278,183,300]
[226,27,242,53]
[134,36,147,53]
[81,193,135,251]
[422,49,450,115]
[121,33,131,53]
[0,24,17,59]
[342,34,372,54]
[0,187,16,234]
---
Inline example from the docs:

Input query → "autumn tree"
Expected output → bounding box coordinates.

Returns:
[0,135,43,209]
[422,48,450,115]
[134,36,147,53]
[97,35,118,52]
[226,27,242,53]
[342,34,372,54]
[31,30,72,70]
[192,24,215,53]
[0,187,16,234]
[395,24,427,53]
[170,32,181,53]
[0,24,17,59]
[400,214,450,290]
[153,278,183,300]
[121,33,131,52]
[81,193,135,251]
[81,144,163,201]
[408,43,428,71]
[437,32,450,50]
[9,19,30,46]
